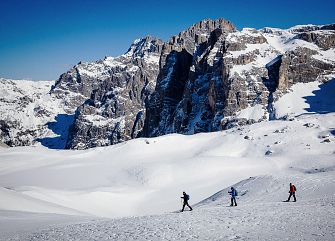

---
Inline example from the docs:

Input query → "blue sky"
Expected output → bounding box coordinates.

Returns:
[0,0,334,80]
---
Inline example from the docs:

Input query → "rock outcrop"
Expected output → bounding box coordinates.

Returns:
[143,21,335,137]
[60,37,164,149]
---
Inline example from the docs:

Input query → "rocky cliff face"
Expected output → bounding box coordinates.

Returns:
[1,19,334,149]
[143,20,335,136]
[55,36,164,149]
[0,37,164,149]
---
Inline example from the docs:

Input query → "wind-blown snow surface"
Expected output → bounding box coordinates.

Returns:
[0,81,335,240]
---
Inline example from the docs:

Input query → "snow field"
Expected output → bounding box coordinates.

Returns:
[3,172,335,240]
[0,80,334,239]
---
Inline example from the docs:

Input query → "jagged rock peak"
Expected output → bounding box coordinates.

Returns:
[124,36,164,58]
[189,18,236,32]
[158,18,236,64]
[168,18,235,45]
[163,18,235,61]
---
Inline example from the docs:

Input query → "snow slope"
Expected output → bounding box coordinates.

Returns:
[7,181,333,241]
[274,79,335,118]
[0,80,334,240]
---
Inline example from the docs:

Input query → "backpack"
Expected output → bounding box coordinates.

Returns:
[293,185,296,191]
[235,190,238,196]
[186,194,190,201]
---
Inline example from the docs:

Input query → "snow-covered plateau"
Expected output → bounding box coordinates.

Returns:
[0,80,334,240]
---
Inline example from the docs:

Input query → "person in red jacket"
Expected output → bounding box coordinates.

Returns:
[286,183,297,202]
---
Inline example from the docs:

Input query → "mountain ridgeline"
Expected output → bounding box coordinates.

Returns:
[1,19,335,149]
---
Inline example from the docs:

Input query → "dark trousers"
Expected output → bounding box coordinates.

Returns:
[231,197,237,206]
[287,192,296,202]
[182,201,192,211]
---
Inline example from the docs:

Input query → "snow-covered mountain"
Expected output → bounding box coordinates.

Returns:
[143,20,335,136]
[0,78,74,148]
[0,37,163,149]
[0,19,334,149]
[61,36,164,149]
[0,78,334,240]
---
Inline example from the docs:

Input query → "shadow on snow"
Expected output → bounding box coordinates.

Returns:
[36,114,75,149]
[303,78,335,114]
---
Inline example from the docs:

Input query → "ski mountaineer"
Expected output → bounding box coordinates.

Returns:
[228,187,238,206]
[285,183,297,202]
[180,191,193,212]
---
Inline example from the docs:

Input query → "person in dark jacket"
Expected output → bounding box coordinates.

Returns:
[180,191,192,212]
[286,183,297,202]
[228,187,238,206]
